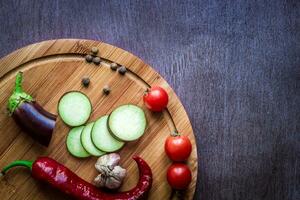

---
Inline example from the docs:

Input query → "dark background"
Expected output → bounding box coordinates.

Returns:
[0,0,299,199]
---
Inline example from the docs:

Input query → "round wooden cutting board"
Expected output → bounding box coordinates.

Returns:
[0,39,197,200]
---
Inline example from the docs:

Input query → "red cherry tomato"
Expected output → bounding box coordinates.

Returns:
[143,86,169,112]
[167,163,192,190]
[165,132,192,161]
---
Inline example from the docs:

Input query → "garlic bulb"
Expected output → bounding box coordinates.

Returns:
[94,153,126,189]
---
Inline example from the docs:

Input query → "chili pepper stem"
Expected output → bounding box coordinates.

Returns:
[1,160,33,175]
[7,72,33,115]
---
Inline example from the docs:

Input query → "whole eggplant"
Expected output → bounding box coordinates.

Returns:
[7,72,57,146]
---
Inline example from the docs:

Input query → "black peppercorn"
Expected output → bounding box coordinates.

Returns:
[93,57,101,65]
[85,55,93,63]
[82,77,90,87]
[118,66,127,75]
[91,47,99,55]
[110,63,118,71]
[103,85,111,95]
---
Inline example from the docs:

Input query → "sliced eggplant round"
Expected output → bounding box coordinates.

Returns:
[81,122,106,156]
[108,104,147,141]
[66,126,90,158]
[58,91,92,127]
[92,115,124,152]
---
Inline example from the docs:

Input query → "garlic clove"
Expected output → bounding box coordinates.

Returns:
[105,176,122,189]
[112,166,127,181]
[95,153,121,172]
[106,153,121,169]
[94,173,106,188]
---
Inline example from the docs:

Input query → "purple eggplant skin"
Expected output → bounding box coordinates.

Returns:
[12,102,57,146]
[8,72,57,147]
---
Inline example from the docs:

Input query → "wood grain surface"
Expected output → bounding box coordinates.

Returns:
[0,1,299,200]
[0,39,197,199]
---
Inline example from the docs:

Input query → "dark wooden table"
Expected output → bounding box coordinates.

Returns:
[0,0,299,199]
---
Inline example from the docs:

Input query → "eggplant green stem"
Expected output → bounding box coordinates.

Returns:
[7,72,33,115]
[1,160,33,175]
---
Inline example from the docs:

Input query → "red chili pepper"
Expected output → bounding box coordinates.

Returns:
[1,156,152,200]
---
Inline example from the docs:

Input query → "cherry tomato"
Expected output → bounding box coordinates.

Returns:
[165,132,192,161]
[143,86,169,112]
[167,163,192,190]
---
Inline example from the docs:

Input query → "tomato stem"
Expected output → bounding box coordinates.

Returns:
[170,189,184,200]
[171,130,180,137]
[144,88,150,94]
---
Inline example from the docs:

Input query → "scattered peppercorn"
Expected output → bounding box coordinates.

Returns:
[93,57,101,65]
[103,85,111,95]
[118,66,127,75]
[85,55,93,63]
[91,47,99,55]
[110,63,118,71]
[82,77,90,87]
